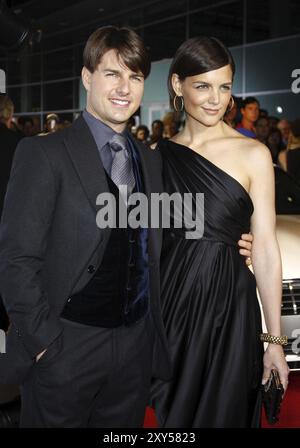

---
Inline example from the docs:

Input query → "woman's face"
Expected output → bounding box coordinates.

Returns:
[172,64,233,127]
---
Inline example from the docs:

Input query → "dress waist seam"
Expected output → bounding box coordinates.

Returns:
[167,232,238,247]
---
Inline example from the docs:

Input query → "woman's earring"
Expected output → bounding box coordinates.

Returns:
[173,95,184,112]
[228,96,235,111]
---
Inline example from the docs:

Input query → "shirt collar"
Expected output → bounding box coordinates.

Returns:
[83,109,127,150]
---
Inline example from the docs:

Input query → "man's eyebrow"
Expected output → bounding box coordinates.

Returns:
[102,68,144,77]
[103,69,120,74]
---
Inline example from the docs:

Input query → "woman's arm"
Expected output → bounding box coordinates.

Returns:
[248,143,289,390]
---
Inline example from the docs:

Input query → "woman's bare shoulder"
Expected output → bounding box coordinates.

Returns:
[220,126,253,150]
[226,130,270,158]
[219,131,272,178]
[242,139,271,163]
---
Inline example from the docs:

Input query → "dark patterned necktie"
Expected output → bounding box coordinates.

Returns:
[109,134,135,202]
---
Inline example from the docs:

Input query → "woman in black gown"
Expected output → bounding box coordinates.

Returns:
[151,36,289,428]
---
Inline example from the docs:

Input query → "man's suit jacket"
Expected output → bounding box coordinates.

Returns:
[0,116,171,384]
[0,123,22,333]
[0,123,22,217]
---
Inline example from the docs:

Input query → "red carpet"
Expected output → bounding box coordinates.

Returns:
[144,371,300,428]
[144,406,158,428]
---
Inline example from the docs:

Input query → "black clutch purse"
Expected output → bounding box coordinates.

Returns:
[261,369,284,424]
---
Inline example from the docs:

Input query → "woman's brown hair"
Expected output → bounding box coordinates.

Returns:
[168,36,235,107]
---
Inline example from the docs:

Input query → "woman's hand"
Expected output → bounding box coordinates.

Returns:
[238,233,253,266]
[262,344,290,394]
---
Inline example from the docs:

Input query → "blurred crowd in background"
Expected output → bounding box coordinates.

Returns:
[1,93,300,185]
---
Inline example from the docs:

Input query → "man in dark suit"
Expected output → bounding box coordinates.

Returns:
[0,26,172,428]
[0,95,22,332]
[0,95,22,219]
[0,27,253,427]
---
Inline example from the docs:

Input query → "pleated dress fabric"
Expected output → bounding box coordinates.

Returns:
[151,139,264,428]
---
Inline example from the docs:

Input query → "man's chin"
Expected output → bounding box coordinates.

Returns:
[111,111,136,123]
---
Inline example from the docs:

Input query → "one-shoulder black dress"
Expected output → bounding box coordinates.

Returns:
[151,139,264,428]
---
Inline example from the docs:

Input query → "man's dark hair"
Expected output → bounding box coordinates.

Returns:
[18,116,34,126]
[83,26,151,79]
[259,108,269,118]
[136,125,150,139]
[168,36,235,106]
[152,119,164,129]
[241,96,260,109]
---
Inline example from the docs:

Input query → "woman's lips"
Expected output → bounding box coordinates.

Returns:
[202,107,220,115]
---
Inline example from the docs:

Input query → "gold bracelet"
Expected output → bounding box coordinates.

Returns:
[260,333,288,346]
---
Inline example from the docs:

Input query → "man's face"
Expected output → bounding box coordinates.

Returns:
[136,129,146,141]
[82,49,145,133]
[277,119,291,141]
[23,121,34,136]
[256,118,270,140]
[46,119,58,132]
[152,122,163,137]
[241,102,260,124]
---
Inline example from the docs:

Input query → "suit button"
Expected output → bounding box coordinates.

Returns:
[88,265,95,274]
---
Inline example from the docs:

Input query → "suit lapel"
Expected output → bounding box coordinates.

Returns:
[64,116,109,213]
[128,134,163,199]
[64,119,163,261]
